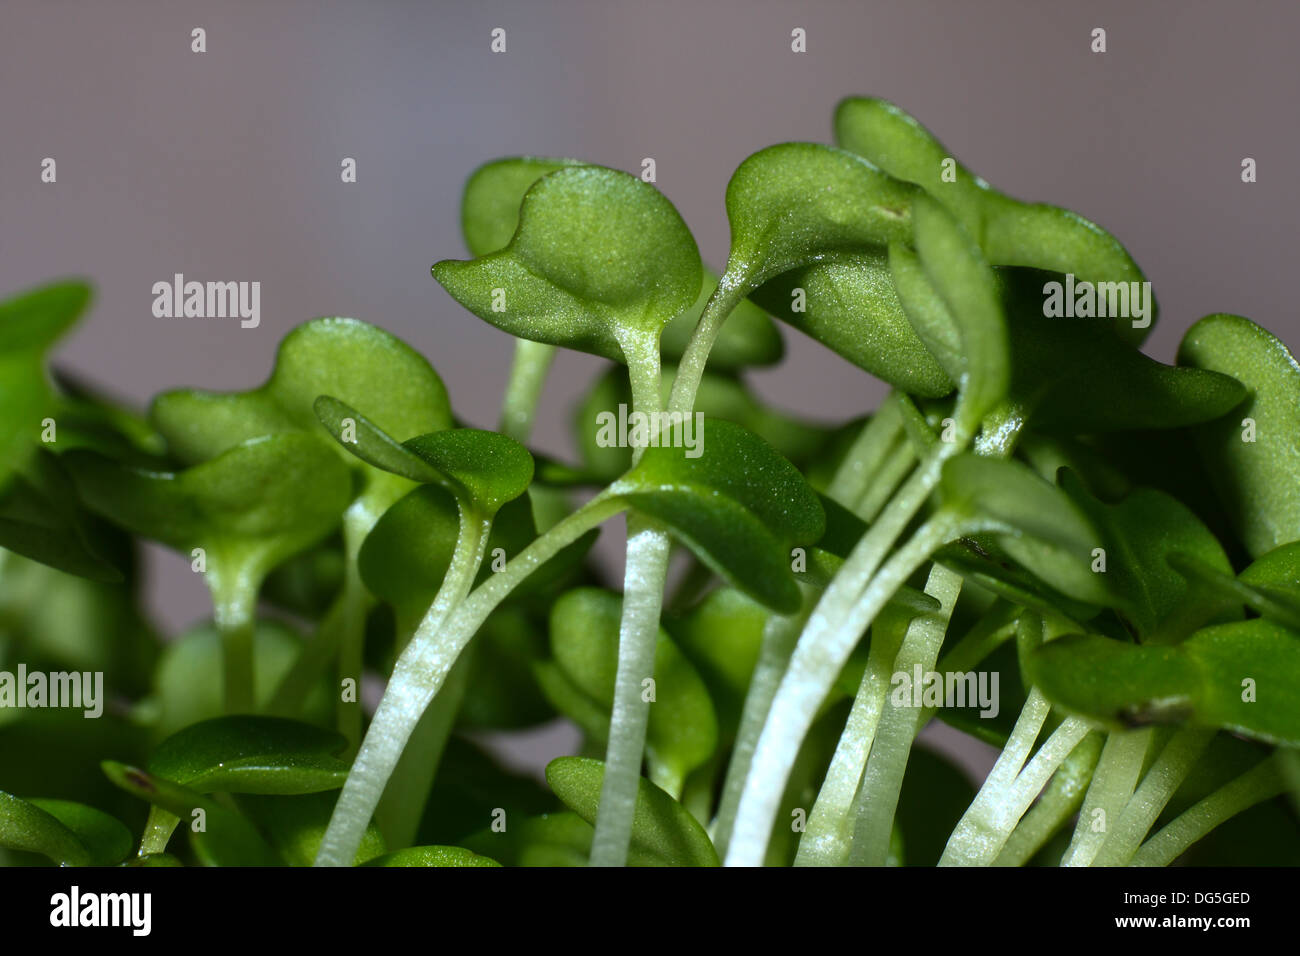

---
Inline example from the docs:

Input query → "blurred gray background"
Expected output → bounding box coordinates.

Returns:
[4,1,1297,772]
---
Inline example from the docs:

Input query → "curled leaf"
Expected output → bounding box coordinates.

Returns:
[1178,313,1300,557]
[434,165,702,362]
[545,756,719,866]
[610,419,824,613]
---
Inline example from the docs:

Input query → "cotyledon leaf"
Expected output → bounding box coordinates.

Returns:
[546,588,718,793]
[0,450,125,583]
[749,252,952,396]
[362,846,500,867]
[151,317,452,467]
[609,419,825,614]
[0,791,130,866]
[545,756,720,866]
[461,156,586,256]
[0,280,93,484]
[890,196,1008,432]
[719,142,918,293]
[997,270,1245,434]
[64,434,353,581]
[1178,313,1300,558]
[146,716,351,794]
[1058,470,1239,643]
[940,454,1111,606]
[316,397,534,517]
[1168,545,1300,634]
[100,761,281,867]
[236,792,385,866]
[834,97,1153,346]
[1028,619,1300,745]
[434,165,702,364]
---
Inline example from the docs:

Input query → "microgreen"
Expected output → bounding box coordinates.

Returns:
[2,95,1297,874]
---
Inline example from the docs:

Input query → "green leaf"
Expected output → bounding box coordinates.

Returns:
[152,317,451,467]
[1028,619,1300,745]
[358,485,592,634]
[890,196,1008,429]
[997,271,1245,433]
[667,588,769,739]
[101,761,281,866]
[457,606,557,731]
[0,280,92,353]
[25,799,133,866]
[147,716,350,794]
[313,396,442,484]
[835,97,1152,346]
[545,756,719,866]
[434,165,702,363]
[720,142,917,291]
[1178,313,1300,557]
[941,454,1110,605]
[236,792,385,866]
[0,451,125,582]
[610,419,824,613]
[358,484,459,630]
[0,791,129,866]
[1168,546,1300,634]
[362,846,500,867]
[65,434,353,581]
[660,269,784,370]
[0,280,92,483]
[547,588,718,791]
[402,429,533,516]
[316,397,533,517]
[461,156,585,256]
[1059,471,1239,642]
[749,253,952,396]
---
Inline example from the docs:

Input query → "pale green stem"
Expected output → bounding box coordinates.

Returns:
[499,339,556,443]
[793,614,902,867]
[589,516,672,866]
[374,510,491,849]
[1131,754,1285,867]
[727,509,960,866]
[666,272,750,416]
[848,563,964,866]
[138,806,180,857]
[1061,728,1152,867]
[853,440,917,523]
[727,404,1024,866]
[825,399,904,508]
[918,600,1021,729]
[315,494,625,866]
[711,592,813,858]
[584,327,675,867]
[268,502,371,731]
[995,731,1104,866]
[207,563,260,714]
[941,680,1092,866]
[1092,728,1214,867]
